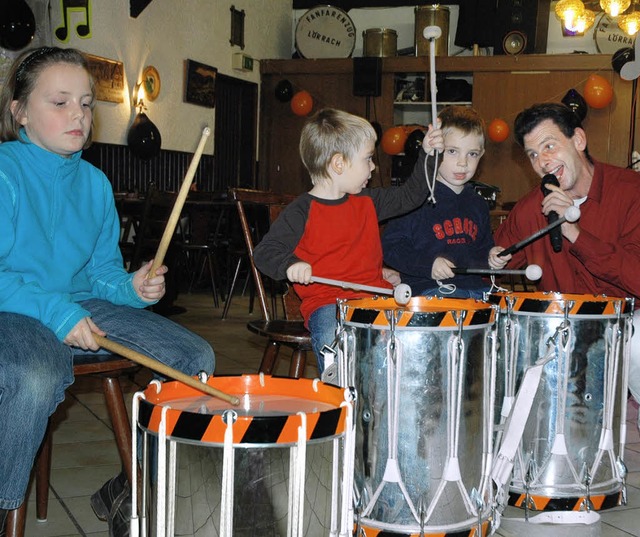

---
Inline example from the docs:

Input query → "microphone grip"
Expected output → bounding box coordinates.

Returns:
[547,211,563,252]
[541,174,563,253]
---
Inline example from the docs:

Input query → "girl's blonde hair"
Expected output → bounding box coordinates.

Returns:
[0,46,95,146]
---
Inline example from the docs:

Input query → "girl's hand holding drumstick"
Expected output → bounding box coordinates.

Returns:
[134,259,168,302]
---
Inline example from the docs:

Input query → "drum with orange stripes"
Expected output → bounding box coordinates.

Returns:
[131,374,356,537]
[488,291,633,513]
[333,296,498,536]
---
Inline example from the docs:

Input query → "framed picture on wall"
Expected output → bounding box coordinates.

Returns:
[85,53,124,103]
[184,59,217,108]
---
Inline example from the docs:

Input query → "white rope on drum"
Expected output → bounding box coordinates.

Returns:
[220,410,237,537]
[362,331,420,522]
[289,412,308,537]
[340,395,357,537]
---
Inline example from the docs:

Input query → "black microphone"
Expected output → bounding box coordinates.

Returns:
[541,173,563,253]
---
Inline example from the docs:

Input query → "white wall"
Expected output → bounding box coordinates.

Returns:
[10,1,626,154]
[43,0,292,153]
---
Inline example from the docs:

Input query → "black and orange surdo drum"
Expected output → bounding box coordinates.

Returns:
[132,374,355,537]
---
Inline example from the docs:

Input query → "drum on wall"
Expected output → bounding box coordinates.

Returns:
[415,5,449,57]
[295,5,356,59]
[332,296,498,536]
[487,291,633,512]
[363,28,397,57]
[131,374,356,537]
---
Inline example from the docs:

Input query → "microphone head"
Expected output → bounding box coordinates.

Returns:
[565,205,581,223]
[525,264,543,281]
[423,25,442,40]
[541,173,560,188]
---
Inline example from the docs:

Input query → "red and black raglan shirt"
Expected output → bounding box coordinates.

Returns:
[254,150,434,324]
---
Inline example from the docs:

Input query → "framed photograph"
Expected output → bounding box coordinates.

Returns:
[184,59,217,108]
[85,53,124,103]
[230,6,245,49]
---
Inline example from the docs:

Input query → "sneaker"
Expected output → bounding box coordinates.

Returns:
[91,471,127,521]
[108,485,131,537]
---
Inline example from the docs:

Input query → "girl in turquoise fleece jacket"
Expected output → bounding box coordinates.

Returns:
[0,47,214,533]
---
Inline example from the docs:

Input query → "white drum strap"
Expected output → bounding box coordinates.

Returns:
[491,348,554,491]
[220,410,236,537]
[363,335,420,521]
[289,412,307,537]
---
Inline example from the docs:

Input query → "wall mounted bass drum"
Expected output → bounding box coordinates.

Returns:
[295,4,356,59]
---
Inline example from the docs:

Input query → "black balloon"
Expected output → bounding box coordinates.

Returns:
[0,0,36,51]
[612,47,634,74]
[561,89,587,122]
[127,113,162,160]
[274,79,293,102]
[404,128,426,158]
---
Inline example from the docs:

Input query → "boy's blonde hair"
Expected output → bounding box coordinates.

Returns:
[439,106,485,147]
[299,108,377,184]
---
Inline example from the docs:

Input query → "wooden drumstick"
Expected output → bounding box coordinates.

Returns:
[453,264,543,280]
[311,276,412,305]
[94,334,240,406]
[148,127,211,277]
[497,205,581,258]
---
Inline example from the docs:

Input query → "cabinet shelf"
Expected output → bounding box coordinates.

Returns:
[393,101,472,107]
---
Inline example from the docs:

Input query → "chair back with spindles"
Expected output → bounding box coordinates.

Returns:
[229,188,299,322]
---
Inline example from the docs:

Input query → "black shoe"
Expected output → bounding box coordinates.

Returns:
[108,484,131,537]
[90,471,127,521]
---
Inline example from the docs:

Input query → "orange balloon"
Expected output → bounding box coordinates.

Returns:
[488,118,510,143]
[381,126,408,155]
[584,74,613,109]
[290,90,313,116]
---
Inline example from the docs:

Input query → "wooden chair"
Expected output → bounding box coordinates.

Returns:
[229,188,313,379]
[6,355,138,537]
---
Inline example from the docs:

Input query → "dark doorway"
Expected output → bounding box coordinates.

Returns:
[214,73,258,191]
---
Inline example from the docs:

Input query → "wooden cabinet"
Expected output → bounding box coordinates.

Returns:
[260,54,634,205]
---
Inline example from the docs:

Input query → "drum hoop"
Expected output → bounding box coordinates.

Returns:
[488,292,633,316]
[342,298,495,328]
[138,375,349,444]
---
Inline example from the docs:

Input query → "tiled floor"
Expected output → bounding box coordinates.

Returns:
[14,291,640,536]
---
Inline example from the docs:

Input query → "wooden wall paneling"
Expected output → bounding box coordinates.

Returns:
[260,55,633,200]
[260,60,390,194]
[473,69,633,205]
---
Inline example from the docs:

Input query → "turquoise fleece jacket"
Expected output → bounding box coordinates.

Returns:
[0,132,149,341]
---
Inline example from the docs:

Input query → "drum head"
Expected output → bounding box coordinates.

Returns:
[295,5,356,59]
[138,375,349,445]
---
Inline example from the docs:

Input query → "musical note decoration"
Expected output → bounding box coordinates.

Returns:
[130,0,155,18]
[55,0,91,43]
[620,39,640,81]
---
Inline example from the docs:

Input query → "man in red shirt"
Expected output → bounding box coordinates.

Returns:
[489,102,640,419]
